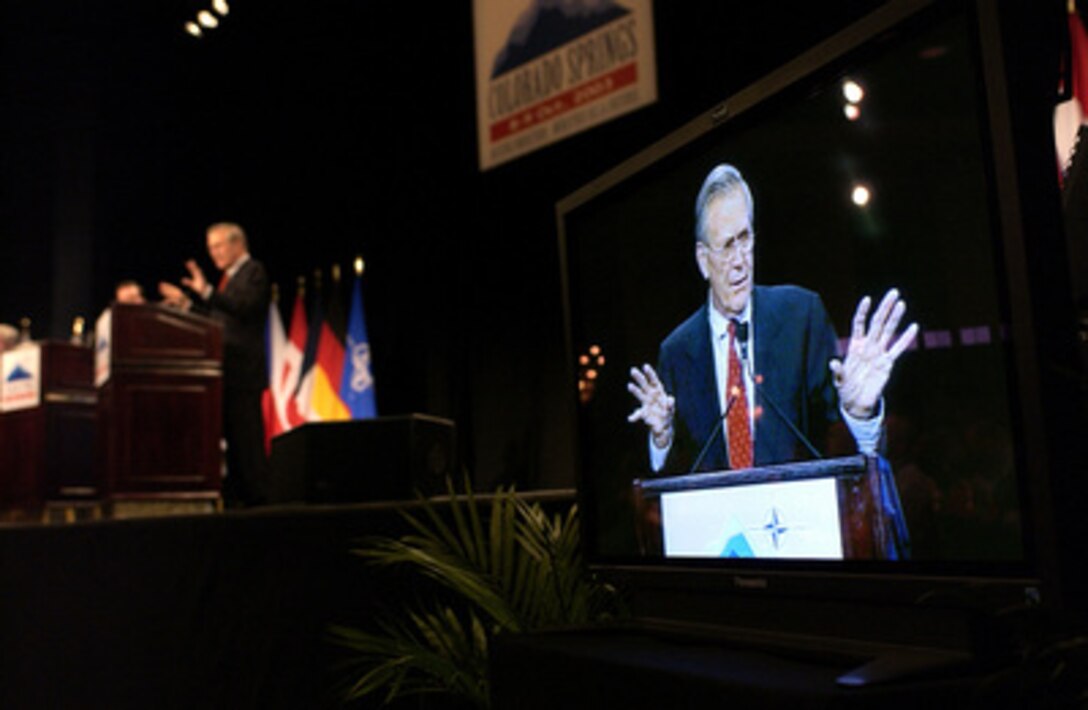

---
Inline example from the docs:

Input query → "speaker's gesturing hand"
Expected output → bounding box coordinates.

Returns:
[628,364,676,449]
[830,288,918,419]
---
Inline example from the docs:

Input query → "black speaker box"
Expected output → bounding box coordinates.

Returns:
[268,414,456,503]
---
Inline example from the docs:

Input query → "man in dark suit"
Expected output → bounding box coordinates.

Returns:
[628,164,917,475]
[160,222,271,506]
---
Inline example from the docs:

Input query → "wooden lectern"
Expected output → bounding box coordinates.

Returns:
[0,341,97,519]
[633,455,906,560]
[95,304,224,513]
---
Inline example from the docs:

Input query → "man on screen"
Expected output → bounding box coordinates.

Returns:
[628,163,917,474]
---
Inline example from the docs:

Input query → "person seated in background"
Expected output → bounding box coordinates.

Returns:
[0,323,17,352]
[114,280,147,305]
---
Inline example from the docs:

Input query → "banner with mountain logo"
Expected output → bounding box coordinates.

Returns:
[473,0,657,170]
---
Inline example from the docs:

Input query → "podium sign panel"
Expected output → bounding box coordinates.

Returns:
[661,477,843,559]
[94,308,111,387]
[0,341,96,514]
[1,344,42,412]
[636,455,895,560]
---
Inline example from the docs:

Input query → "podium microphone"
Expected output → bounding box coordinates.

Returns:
[734,322,823,460]
[688,389,740,475]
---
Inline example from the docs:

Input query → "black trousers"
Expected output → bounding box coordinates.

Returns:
[223,386,269,506]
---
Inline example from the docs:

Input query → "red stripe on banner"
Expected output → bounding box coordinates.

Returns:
[489,62,638,142]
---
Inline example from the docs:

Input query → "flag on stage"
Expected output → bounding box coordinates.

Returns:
[340,257,377,419]
[309,264,350,421]
[261,287,286,453]
[280,279,308,430]
[294,270,324,422]
[1057,4,1088,179]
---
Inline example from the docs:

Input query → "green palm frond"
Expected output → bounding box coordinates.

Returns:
[329,605,489,707]
[354,534,521,632]
[331,477,624,708]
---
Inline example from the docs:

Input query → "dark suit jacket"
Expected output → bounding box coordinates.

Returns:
[192,257,270,391]
[656,284,840,474]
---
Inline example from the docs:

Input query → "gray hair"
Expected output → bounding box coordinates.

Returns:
[208,221,248,249]
[694,163,754,243]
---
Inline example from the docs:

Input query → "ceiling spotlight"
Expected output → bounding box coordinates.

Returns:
[198,10,219,28]
[212,0,231,15]
[185,21,203,37]
[843,103,861,121]
[842,79,865,104]
[851,184,872,207]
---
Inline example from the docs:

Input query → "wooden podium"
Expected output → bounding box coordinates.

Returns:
[633,455,907,560]
[0,341,97,519]
[95,304,224,515]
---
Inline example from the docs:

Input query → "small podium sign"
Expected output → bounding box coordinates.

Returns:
[94,308,112,387]
[0,343,42,412]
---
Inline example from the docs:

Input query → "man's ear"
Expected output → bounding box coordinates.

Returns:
[695,243,710,280]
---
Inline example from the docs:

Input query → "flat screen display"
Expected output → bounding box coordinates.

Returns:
[560,2,1029,567]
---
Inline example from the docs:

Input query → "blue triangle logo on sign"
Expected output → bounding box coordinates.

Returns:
[5,364,31,383]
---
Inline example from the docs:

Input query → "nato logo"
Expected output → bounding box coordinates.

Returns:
[5,364,32,383]
[491,0,630,78]
[763,507,791,550]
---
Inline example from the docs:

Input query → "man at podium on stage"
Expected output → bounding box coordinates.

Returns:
[627,164,918,476]
[160,222,271,507]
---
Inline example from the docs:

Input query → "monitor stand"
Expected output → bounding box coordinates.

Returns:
[835,646,973,686]
[636,616,978,687]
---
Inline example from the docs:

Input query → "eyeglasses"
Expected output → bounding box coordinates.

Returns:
[700,229,753,262]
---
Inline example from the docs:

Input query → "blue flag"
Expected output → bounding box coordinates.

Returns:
[339,272,377,418]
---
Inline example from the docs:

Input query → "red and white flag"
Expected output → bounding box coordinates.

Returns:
[1056,6,1088,177]
[282,284,309,429]
[261,296,287,453]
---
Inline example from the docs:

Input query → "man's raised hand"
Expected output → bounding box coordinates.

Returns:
[829,288,918,419]
[627,364,676,449]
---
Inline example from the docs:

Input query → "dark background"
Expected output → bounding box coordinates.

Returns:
[0,0,1065,493]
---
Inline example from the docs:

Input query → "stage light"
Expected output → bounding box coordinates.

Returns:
[843,103,861,121]
[185,21,203,37]
[212,0,230,16]
[851,183,872,207]
[198,10,219,28]
[354,256,365,275]
[842,79,865,104]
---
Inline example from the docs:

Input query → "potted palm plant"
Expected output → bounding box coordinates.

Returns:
[329,479,624,708]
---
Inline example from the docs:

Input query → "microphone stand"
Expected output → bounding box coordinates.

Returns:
[688,391,739,475]
[737,325,823,460]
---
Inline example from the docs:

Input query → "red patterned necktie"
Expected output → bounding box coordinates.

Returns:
[726,320,753,469]
[217,272,229,293]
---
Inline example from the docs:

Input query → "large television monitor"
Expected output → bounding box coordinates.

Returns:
[558,0,1086,681]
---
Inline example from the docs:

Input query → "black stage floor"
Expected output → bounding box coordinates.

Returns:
[0,502,427,709]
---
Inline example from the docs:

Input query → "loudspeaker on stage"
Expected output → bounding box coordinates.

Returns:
[268,414,456,504]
